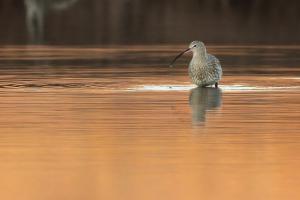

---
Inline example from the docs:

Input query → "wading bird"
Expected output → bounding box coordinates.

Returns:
[170,41,222,88]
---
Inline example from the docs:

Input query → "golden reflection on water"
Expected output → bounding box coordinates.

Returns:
[0,46,300,200]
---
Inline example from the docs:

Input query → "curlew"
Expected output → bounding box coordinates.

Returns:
[170,41,222,87]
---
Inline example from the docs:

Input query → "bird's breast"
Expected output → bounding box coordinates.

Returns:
[188,61,220,86]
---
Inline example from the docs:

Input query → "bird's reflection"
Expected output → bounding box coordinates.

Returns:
[189,87,222,124]
[24,0,78,44]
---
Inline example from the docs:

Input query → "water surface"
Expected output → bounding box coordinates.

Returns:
[0,45,299,200]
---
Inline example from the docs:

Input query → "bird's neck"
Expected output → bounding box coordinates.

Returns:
[192,50,207,63]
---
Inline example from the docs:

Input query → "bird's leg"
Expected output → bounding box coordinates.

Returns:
[215,82,218,88]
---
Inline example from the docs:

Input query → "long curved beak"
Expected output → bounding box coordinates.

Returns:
[169,48,191,67]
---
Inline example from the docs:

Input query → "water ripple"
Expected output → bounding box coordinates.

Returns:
[128,84,300,92]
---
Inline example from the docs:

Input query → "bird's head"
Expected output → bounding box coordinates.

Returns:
[188,41,205,52]
[169,40,206,67]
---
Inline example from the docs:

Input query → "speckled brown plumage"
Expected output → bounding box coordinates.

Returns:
[188,41,222,87]
[170,41,222,87]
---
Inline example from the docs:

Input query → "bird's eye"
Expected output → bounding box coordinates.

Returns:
[193,45,196,47]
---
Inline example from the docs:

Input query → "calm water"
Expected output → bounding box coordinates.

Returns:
[0,45,300,200]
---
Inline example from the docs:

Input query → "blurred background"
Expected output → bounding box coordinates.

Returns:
[0,0,299,45]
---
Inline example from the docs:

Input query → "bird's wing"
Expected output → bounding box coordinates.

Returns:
[207,54,220,67]
[207,54,222,78]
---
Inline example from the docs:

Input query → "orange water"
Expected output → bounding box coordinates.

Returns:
[0,45,299,200]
